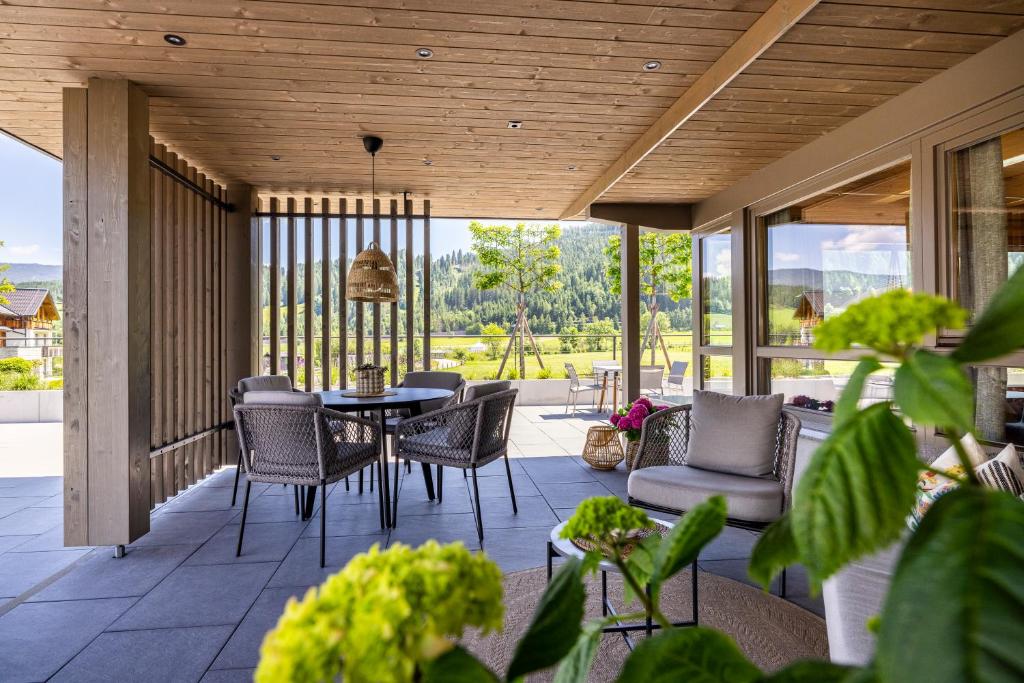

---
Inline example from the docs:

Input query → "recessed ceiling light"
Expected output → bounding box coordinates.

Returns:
[423,159,433,166]
[416,47,433,59]
[642,60,662,71]
[567,165,577,171]
[270,155,281,161]
[164,34,187,47]
[507,120,523,129]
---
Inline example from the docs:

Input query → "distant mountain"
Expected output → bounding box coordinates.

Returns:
[2,263,61,283]
[768,267,891,289]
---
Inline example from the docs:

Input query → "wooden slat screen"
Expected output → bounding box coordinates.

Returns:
[257,197,430,390]
[148,140,230,507]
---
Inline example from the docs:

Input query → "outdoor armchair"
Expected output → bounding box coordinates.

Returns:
[393,389,519,541]
[627,393,800,594]
[564,362,600,414]
[666,361,689,393]
[233,391,382,567]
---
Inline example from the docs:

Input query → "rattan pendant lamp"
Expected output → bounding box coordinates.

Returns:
[347,135,399,303]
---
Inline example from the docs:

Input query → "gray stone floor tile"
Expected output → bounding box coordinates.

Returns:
[519,457,595,483]
[268,535,387,588]
[301,503,386,537]
[130,509,238,547]
[201,668,256,682]
[0,597,137,683]
[163,484,254,513]
[554,507,578,522]
[190,522,305,566]
[478,526,555,573]
[211,587,305,670]
[0,476,62,498]
[388,512,482,550]
[4,525,75,552]
[477,457,525,476]
[234,487,309,523]
[110,562,277,631]
[699,526,760,562]
[33,493,64,508]
[473,473,539,498]
[480,495,558,530]
[51,625,234,683]
[514,443,569,457]
[0,535,32,553]
[0,496,47,518]
[535,481,613,508]
[397,485,473,516]
[29,544,197,602]
[0,505,61,535]
[0,548,90,597]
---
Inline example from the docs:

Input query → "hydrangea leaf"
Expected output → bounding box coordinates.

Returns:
[952,264,1024,364]
[833,357,882,428]
[748,514,798,591]
[877,487,1024,683]
[553,621,603,683]
[422,646,499,683]
[617,627,760,683]
[623,534,661,605]
[893,350,974,434]
[650,496,726,599]
[506,557,585,680]
[791,403,920,586]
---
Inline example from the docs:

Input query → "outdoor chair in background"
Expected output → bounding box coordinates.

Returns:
[627,391,801,596]
[393,389,519,541]
[382,371,465,478]
[639,365,666,397]
[666,361,689,394]
[234,391,381,567]
[564,362,600,414]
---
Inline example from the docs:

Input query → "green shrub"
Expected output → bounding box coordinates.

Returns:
[0,372,43,391]
[46,378,63,390]
[0,358,35,374]
[535,367,553,380]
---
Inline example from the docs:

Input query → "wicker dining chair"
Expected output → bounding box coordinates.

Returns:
[230,375,302,509]
[393,389,519,541]
[233,391,382,567]
[627,401,801,595]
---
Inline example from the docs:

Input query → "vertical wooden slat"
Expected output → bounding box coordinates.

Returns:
[162,153,176,499]
[149,142,164,505]
[210,186,220,467]
[204,178,216,476]
[339,199,348,388]
[423,200,431,370]
[174,154,187,492]
[270,197,280,375]
[304,197,314,392]
[321,198,331,391]
[185,164,198,487]
[221,187,231,463]
[62,87,88,545]
[372,198,382,367]
[287,197,297,385]
[195,170,208,481]
[355,198,364,367]
[405,198,414,373]
[389,199,399,386]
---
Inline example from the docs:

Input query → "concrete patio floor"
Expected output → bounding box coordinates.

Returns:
[0,408,822,682]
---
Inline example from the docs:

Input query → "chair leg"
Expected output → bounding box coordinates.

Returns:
[471,464,484,542]
[293,485,300,515]
[235,481,252,557]
[503,452,518,514]
[344,475,350,492]
[358,468,364,494]
[319,481,327,568]
[376,459,385,530]
[231,448,243,506]
[437,465,444,503]
[369,462,374,492]
[780,567,788,598]
[406,459,411,474]
[392,451,402,528]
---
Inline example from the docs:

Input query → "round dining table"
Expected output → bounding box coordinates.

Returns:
[312,387,455,528]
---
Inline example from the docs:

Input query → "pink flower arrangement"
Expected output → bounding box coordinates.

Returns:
[610,396,665,441]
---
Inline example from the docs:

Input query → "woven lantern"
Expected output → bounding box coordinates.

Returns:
[347,241,399,303]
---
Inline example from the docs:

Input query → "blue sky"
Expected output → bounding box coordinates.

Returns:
[0,133,62,265]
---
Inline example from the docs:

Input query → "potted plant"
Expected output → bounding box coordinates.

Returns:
[354,363,386,395]
[609,396,667,468]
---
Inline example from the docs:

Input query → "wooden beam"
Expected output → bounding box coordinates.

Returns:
[589,202,692,231]
[559,0,820,219]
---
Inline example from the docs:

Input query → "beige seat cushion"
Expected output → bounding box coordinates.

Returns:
[627,465,784,523]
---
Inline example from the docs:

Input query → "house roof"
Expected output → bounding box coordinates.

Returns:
[0,288,59,320]
[793,290,824,321]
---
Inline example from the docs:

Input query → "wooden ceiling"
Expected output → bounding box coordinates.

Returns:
[0,0,1022,218]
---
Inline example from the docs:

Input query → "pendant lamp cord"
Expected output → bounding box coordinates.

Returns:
[371,153,375,204]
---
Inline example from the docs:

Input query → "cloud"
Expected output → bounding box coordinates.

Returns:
[5,244,40,257]
[774,251,801,263]
[822,227,906,253]
[714,249,731,277]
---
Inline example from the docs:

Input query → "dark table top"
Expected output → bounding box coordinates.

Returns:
[316,387,454,411]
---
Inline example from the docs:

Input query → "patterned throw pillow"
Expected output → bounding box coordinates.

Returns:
[909,480,959,530]
[976,457,1024,496]
[917,433,988,492]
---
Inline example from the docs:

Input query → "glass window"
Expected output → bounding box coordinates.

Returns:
[769,358,897,414]
[701,231,732,347]
[949,127,1024,324]
[701,355,733,395]
[763,161,911,346]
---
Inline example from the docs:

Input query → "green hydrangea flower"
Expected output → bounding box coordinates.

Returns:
[561,496,653,548]
[256,541,504,683]
[813,289,966,356]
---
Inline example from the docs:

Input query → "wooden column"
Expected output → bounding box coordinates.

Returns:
[620,224,641,403]
[730,210,752,395]
[225,183,258,390]
[63,79,151,546]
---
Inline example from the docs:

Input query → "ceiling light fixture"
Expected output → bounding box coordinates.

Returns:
[423,159,433,166]
[163,34,187,46]
[567,165,577,171]
[270,155,282,161]
[1003,152,1024,167]
[507,120,523,129]
[642,60,662,71]
[416,47,434,58]
[347,136,399,304]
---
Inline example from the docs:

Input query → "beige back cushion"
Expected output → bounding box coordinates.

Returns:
[238,375,294,394]
[686,390,783,478]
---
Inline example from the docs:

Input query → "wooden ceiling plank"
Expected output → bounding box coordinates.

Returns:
[559,0,821,219]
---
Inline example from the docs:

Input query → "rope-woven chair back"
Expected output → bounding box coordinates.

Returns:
[475,390,517,461]
[234,404,323,483]
[634,404,691,470]
[564,362,580,386]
